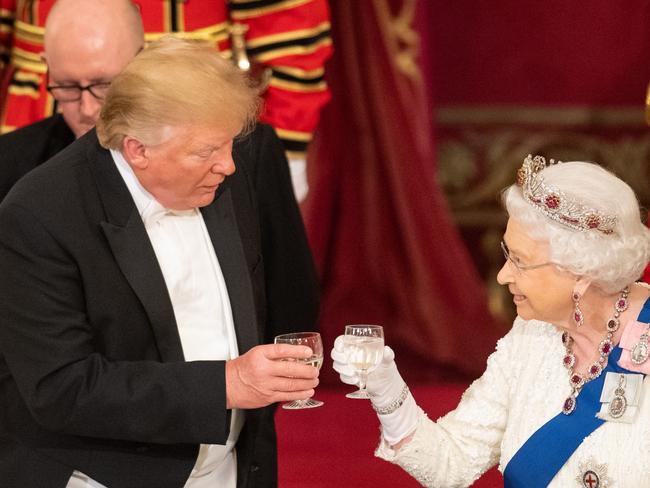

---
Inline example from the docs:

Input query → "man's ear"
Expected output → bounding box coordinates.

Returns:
[122,136,149,170]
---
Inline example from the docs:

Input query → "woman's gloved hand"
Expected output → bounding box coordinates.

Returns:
[331,335,420,444]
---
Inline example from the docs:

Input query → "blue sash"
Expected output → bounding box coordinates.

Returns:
[503,297,650,487]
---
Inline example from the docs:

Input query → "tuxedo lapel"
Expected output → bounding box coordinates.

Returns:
[201,187,259,354]
[87,136,184,362]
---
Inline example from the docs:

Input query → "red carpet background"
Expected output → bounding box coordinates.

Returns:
[276,384,503,487]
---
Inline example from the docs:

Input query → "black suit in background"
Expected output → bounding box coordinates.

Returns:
[0,114,74,201]
[0,123,319,487]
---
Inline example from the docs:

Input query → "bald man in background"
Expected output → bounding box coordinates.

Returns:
[0,0,143,199]
[0,0,333,202]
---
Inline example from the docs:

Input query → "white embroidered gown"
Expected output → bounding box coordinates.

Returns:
[375,318,650,487]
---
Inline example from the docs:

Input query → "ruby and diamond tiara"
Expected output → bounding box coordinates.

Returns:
[516,154,617,235]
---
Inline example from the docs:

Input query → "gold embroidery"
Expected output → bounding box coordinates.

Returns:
[10,46,47,73]
[268,77,327,93]
[273,66,324,79]
[230,0,312,20]
[245,21,330,48]
[8,84,40,99]
[376,0,422,83]
[275,128,312,142]
[251,38,332,63]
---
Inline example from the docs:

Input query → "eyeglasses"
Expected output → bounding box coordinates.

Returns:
[500,240,554,272]
[46,81,111,102]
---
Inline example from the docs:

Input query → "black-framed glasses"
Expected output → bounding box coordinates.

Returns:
[500,240,554,272]
[46,81,111,102]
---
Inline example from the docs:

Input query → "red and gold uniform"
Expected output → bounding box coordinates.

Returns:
[0,0,56,134]
[0,0,332,159]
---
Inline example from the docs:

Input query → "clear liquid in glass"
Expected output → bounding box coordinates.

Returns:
[274,331,324,409]
[344,337,384,372]
[342,324,384,399]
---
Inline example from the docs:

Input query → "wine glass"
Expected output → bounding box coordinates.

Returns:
[274,332,324,409]
[343,324,384,399]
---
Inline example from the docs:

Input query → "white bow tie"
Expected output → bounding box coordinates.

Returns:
[141,201,196,227]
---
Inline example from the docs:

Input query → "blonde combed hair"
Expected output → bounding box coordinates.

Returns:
[97,37,260,148]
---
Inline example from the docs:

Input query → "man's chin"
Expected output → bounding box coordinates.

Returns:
[195,191,218,208]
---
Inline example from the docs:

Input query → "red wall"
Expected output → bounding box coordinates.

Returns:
[421,1,650,105]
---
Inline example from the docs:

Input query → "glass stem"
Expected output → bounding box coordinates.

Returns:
[359,370,368,391]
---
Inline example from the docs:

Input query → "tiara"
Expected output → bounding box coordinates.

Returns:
[515,154,617,235]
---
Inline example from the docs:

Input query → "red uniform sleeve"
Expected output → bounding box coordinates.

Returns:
[230,0,333,158]
[0,0,16,113]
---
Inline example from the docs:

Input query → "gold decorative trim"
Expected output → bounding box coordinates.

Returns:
[163,1,171,32]
[275,127,312,142]
[14,21,45,47]
[10,46,47,73]
[0,125,17,135]
[177,0,186,32]
[268,77,326,92]
[438,105,645,127]
[144,23,230,45]
[14,70,41,83]
[15,19,44,37]
[190,20,230,35]
[0,8,15,18]
[246,21,330,48]
[0,24,11,35]
[251,38,332,63]
[8,85,40,99]
[230,0,312,20]
[375,0,422,83]
[273,65,324,78]
[11,46,42,62]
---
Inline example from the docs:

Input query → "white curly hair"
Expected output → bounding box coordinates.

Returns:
[503,160,650,293]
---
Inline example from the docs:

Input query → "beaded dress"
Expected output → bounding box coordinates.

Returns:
[376,317,650,487]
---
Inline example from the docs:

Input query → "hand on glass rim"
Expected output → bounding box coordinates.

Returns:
[226,343,319,409]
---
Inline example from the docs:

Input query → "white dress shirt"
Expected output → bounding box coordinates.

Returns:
[66,150,243,488]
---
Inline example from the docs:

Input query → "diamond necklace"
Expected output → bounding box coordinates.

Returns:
[561,286,630,415]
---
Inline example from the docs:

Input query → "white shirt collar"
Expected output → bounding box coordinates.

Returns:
[109,149,195,224]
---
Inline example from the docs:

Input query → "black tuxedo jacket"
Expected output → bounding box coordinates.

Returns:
[0,114,75,202]
[0,125,318,487]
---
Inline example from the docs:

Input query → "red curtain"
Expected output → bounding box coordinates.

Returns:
[304,0,503,379]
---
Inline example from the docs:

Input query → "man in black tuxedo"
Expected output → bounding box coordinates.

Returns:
[0,36,321,488]
[0,0,319,343]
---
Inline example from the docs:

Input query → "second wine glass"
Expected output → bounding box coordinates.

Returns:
[343,324,384,399]
[274,332,324,409]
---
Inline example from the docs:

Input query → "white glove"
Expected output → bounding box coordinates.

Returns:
[331,335,420,444]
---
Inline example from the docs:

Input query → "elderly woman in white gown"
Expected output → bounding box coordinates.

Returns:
[332,155,650,488]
